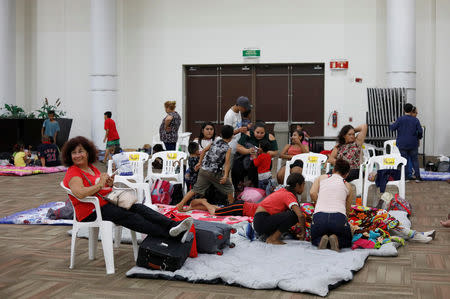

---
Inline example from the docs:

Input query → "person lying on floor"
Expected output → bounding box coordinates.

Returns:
[309,158,353,251]
[252,173,306,245]
[62,136,193,243]
[176,125,235,212]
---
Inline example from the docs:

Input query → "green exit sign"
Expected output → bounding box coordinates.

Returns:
[243,49,261,58]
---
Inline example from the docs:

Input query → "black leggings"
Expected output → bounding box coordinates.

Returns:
[82,203,177,239]
[253,210,298,236]
[214,200,245,216]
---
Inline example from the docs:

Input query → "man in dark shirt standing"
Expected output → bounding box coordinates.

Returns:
[390,103,423,181]
[37,136,61,167]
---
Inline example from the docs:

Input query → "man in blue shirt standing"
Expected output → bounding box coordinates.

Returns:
[41,110,60,144]
[390,103,423,181]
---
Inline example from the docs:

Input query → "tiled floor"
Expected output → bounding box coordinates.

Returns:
[0,166,449,298]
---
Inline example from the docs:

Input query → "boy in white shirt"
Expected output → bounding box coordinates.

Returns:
[223,96,252,153]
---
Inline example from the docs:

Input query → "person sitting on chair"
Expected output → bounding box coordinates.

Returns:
[62,136,193,243]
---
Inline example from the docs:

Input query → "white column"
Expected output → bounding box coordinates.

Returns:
[0,0,16,108]
[386,0,416,104]
[91,0,117,147]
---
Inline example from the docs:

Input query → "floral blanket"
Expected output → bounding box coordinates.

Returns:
[0,165,67,176]
[0,202,73,225]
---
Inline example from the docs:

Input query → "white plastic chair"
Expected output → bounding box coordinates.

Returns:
[60,182,138,274]
[176,132,192,154]
[362,154,407,206]
[383,140,400,155]
[362,143,377,163]
[107,152,149,184]
[146,151,187,192]
[284,153,328,202]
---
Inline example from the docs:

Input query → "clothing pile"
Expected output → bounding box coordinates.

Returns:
[348,206,405,249]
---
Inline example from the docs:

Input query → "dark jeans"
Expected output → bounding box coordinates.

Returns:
[232,157,259,189]
[399,147,420,179]
[311,212,352,249]
[164,142,176,151]
[253,210,298,236]
[82,203,177,239]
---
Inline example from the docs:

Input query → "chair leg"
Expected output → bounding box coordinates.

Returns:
[89,227,99,260]
[399,182,405,198]
[69,226,78,269]
[100,222,115,275]
[114,226,122,248]
[130,230,138,261]
[363,184,369,207]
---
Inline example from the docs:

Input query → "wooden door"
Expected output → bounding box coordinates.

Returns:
[291,64,325,137]
[185,65,218,136]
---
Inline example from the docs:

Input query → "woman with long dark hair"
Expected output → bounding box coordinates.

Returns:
[276,130,309,183]
[327,123,367,182]
[253,173,306,245]
[194,122,218,153]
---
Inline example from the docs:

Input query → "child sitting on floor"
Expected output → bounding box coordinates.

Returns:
[176,125,235,212]
[252,140,272,190]
[13,144,32,167]
[185,142,200,190]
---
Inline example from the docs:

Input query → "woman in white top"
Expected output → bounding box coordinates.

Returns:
[309,158,353,251]
[194,122,219,153]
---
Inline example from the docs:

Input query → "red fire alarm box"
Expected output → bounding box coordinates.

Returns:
[330,60,349,70]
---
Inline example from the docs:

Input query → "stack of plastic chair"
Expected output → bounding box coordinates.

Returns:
[60,182,138,274]
[362,154,407,206]
[284,153,328,202]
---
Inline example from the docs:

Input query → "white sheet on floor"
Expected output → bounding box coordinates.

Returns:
[125,230,398,297]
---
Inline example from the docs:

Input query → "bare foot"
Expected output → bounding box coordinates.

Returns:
[266,238,286,245]
[440,219,450,228]
[207,205,216,215]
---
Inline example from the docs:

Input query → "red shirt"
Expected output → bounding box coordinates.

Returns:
[104,118,120,141]
[258,188,298,215]
[63,165,111,221]
[243,202,259,217]
[253,152,271,174]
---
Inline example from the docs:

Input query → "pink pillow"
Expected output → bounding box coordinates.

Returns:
[238,187,266,203]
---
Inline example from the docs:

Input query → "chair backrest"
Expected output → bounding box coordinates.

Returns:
[362,143,377,163]
[149,151,187,176]
[59,181,102,221]
[108,152,149,183]
[366,154,407,172]
[176,132,192,153]
[383,140,400,155]
[284,152,328,184]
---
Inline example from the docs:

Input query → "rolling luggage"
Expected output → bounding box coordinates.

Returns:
[193,219,236,255]
[136,234,193,271]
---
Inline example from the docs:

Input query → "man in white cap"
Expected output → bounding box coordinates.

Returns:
[223,96,252,153]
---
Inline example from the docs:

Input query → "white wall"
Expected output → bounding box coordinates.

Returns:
[434,0,450,155]
[15,0,450,155]
[119,0,378,149]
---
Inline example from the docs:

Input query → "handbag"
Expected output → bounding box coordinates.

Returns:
[81,172,137,210]
[387,193,412,216]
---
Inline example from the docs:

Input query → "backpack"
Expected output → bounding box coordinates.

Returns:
[150,179,173,205]
[387,193,412,216]
[437,161,450,172]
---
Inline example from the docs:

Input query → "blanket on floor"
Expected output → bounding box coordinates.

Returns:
[419,169,450,181]
[126,225,399,297]
[0,165,67,176]
[0,202,73,225]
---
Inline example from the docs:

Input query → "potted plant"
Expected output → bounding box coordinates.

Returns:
[0,98,72,152]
